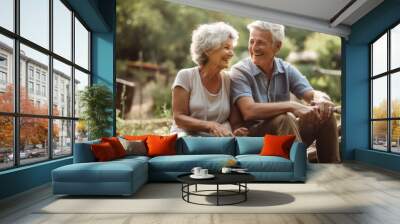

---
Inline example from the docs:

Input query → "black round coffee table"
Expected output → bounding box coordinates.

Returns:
[177,173,255,206]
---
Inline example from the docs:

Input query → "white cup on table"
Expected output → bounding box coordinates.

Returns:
[199,169,208,176]
[191,167,202,176]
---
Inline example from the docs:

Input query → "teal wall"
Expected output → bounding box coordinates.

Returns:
[0,0,116,200]
[91,0,116,136]
[343,0,400,170]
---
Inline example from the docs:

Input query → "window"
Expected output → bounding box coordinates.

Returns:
[0,54,7,87]
[0,55,7,67]
[0,0,91,170]
[0,34,13,113]
[0,0,14,32]
[41,73,46,83]
[28,67,34,80]
[371,23,400,154]
[42,85,46,97]
[35,83,40,95]
[35,70,41,81]
[28,81,34,94]
[0,71,6,85]
[75,17,89,70]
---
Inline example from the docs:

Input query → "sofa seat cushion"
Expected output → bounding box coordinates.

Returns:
[149,154,235,172]
[117,155,150,163]
[236,155,293,172]
[177,137,236,155]
[53,159,147,183]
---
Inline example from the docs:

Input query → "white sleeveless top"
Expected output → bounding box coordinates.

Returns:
[170,66,231,136]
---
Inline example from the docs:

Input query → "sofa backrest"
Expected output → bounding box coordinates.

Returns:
[73,139,100,163]
[235,137,263,155]
[176,137,236,155]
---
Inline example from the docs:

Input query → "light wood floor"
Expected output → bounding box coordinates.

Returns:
[1,162,400,224]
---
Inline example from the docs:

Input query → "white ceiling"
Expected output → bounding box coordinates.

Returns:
[166,0,384,38]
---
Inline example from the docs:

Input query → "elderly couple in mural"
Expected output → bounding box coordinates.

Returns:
[170,21,340,163]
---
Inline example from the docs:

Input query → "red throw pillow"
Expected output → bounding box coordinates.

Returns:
[146,134,178,157]
[101,137,126,158]
[260,134,296,159]
[91,142,117,161]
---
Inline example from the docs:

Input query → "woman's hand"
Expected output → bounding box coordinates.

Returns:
[233,127,249,136]
[207,121,233,137]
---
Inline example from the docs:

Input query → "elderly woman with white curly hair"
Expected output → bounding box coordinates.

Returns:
[170,22,248,137]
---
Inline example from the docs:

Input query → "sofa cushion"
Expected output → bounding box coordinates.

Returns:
[52,159,147,183]
[235,137,263,155]
[73,139,101,163]
[260,135,296,159]
[236,155,293,172]
[119,138,147,156]
[177,137,235,155]
[91,142,118,161]
[148,154,235,172]
[101,137,127,158]
[147,134,178,157]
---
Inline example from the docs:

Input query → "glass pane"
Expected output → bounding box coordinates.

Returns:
[372,121,388,151]
[391,72,400,118]
[372,33,387,76]
[74,69,89,118]
[75,120,88,143]
[20,44,49,115]
[53,0,72,60]
[372,77,387,119]
[0,116,13,170]
[20,0,49,49]
[53,119,72,158]
[20,117,49,165]
[0,34,14,112]
[74,17,89,70]
[0,0,14,31]
[391,120,400,153]
[53,59,72,117]
[391,24,400,70]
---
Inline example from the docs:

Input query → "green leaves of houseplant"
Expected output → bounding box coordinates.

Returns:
[79,84,113,140]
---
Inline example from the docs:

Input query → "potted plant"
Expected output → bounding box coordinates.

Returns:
[79,84,113,140]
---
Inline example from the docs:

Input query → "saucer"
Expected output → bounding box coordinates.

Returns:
[190,174,215,179]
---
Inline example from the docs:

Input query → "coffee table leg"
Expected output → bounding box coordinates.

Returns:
[217,184,219,206]
[195,184,197,192]
[245,183,247,201]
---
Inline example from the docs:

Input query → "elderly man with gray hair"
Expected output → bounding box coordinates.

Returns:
[230,20,340,163]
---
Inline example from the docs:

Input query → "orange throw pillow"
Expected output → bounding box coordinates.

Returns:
[260,134,296,159]
[146,134,178,157]
[91,142,117,161]
[101,137,126,158]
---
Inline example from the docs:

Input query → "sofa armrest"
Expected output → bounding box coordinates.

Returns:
[289,141,307,181]
[73,140,100,163]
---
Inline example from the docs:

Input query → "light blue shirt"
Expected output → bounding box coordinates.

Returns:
[230,57,313,104]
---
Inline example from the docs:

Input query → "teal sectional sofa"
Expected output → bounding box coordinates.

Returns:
[52,137,307,196]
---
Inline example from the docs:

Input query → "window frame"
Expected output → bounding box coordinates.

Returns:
[0,0,92,171]
[370,21,400,154]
